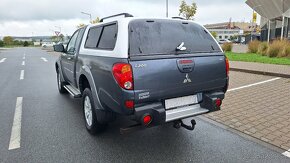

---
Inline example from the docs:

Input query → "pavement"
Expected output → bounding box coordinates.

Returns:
[232,44,248,53]
[1,48,290,162]
[205,60,290,153]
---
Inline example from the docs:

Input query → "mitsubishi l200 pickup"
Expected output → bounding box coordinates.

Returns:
[53,13,229,134]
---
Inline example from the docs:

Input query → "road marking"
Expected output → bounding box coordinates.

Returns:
[8,97,23,150]
[228,77,281,92]
[0,58,7,63]
[23,56,25,60]
[283,150,290,158]
[20,70,24,80]
[22,61,25,66]
[41,57,48,62]
[23,53,26,57]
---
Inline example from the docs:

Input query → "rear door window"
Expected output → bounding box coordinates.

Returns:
[129,19,221,56]
[85,27,102,48]
[98,24,118,50]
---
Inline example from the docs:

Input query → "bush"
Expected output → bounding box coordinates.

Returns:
[248,40,261,53]
[0,40,4,47]
[257,42,268,56]
[222,42,233,52]
[283,46,290,58]
[278,39,290,58]
[23,41,29,47]
[267,40,283,57]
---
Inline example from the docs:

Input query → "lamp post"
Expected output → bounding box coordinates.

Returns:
[81,11,92,23]
[251,5,262,42]
[281,0,285,40]
[166,0,169,18]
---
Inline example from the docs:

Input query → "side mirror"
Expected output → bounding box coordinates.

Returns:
[53,44,65,52]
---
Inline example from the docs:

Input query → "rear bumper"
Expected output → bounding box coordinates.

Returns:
[133,91,224,126]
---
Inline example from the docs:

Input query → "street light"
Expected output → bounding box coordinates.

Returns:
[81,11,92,23]
[251,5,262,42]
[166,0,168,18]
[281,0,285,40]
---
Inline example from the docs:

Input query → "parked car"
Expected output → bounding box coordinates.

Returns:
[218,39,231,44]
[42,42,55,48]
[53,13,229,135]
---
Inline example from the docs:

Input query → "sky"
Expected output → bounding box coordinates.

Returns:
[0,0,257,37]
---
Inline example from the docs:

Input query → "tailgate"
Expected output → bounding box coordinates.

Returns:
[130,55,227,104]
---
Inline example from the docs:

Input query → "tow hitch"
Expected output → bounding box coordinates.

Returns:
[173,119,196,131]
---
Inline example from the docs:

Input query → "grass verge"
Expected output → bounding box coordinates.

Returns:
[226,52,290,66]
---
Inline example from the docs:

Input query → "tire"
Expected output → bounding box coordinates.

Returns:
[83,88,107,135]
[57,70,67,94]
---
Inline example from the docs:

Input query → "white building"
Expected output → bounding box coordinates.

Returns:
[207,29,243,41]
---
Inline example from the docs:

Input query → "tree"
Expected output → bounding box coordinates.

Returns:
[77,23,86,29]
[51,36,58,42]
[3,36,14,45]
[23,41,29,47]
[179,0,197,20]
[90,17,100,24]
[0,40,4,47]
[77,17,100,29]
[210,32,217,39]
[59,34,64,41]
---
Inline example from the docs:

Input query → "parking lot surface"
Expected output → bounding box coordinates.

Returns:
[0,48,289,162]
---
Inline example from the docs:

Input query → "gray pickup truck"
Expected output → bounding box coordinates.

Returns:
[53,13,229,135]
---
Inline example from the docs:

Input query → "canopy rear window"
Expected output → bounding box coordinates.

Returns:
[129,19,221,56]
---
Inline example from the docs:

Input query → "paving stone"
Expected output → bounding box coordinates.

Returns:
[206,73,290,150]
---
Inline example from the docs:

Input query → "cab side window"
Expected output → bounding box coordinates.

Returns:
[66,30,80,55]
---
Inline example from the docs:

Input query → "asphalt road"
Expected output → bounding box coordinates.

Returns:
[0,48,289,163]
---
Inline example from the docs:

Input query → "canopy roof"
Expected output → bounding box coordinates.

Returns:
[246,0,290,19]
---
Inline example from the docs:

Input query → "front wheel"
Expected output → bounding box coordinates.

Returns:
[57,70,67,94]
[83,88,107,135]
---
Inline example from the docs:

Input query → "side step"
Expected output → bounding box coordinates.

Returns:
[63,85,82,98]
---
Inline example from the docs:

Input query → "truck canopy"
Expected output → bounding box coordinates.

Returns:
[128,19,221,56]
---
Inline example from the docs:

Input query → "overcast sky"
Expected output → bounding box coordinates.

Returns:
[0,0,256,36]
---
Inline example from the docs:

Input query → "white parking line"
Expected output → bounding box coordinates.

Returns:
[0,58,7,63]
[20,70,24,80]
[8,97,23,150]
[41,57,48,62]
[22,61,25,66]
[228,77,281,92]
[283,150,290,158]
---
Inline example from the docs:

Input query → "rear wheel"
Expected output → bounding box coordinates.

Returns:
[57,70,67,94]
[83,88,107,135]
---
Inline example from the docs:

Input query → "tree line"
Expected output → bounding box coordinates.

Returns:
[0,36,32,47]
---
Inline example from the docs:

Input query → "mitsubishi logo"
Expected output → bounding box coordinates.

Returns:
[183,73,192,83]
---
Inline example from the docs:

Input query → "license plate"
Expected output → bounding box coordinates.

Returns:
[165,95,198,110]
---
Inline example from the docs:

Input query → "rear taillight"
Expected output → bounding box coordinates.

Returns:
[112,63,134,90]
[143,114,152,125]
[215,98,222,107]
[225,57,229,76]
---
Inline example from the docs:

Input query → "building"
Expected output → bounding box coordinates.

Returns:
[246,0,290,42]
[204,22,245,41]
[206,28,243,41]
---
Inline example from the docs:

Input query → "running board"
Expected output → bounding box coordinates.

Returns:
[63,85,82,98]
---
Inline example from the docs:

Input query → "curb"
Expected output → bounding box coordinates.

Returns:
[230,68,290,78]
